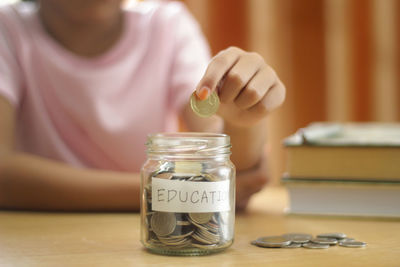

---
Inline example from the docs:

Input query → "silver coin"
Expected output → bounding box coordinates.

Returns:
[283,233,312,240]
[196,228,220,242]
[204,222,220,234]
[339,241,367,248]
[170,230,195,239]
[283,233,312,244]
[253,236,292,248]
[150,212,176,237]
[303,242,329,249]
[189,212,214,224]
[198,228,220,242]
[317,232,347,239]
[176,220,191,226]
[283,243,302,248]
[291,237,311,244]
[339,238,355,242]
[188,218,210,232]
[311,237,338,245]
[192,232,215,245]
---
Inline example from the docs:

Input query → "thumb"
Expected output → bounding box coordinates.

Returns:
[196,49,240,100]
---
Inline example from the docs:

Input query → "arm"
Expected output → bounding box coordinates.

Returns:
[182,47,286,209]
[0,96,140,211]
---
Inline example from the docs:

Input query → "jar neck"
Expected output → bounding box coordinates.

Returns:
[146,132,231,160]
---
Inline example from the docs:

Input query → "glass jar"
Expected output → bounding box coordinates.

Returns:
[140,132,235,256]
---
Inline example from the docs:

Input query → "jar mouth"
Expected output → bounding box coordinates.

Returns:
[148,132,228,139]
[146,132,231,157]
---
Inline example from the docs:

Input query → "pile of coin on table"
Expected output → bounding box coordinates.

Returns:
[251,233,367,249]
[143,165,231,250]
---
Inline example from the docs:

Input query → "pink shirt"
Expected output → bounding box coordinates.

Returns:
[0,2,210,172]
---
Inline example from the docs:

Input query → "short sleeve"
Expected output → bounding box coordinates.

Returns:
[166,3,211,112]
[0,8,24,107]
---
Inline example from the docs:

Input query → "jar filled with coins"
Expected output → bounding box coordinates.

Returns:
[140,133,235,256]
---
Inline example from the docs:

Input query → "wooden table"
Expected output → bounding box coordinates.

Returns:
[1,187,399,266]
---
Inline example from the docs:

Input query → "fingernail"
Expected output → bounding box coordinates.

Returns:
[196,87,210,101]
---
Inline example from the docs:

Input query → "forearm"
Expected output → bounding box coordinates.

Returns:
[223,119,267,171]
[0,152,140,211]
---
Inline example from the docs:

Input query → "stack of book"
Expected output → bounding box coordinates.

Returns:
[283,122,400,218]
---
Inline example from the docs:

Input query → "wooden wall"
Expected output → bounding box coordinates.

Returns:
[181,0,400,184]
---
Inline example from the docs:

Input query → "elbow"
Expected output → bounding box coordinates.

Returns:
[0,152,13,207]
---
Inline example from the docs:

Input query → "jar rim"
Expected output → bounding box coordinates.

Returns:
[148,132,229,139]
[146,132,231,158]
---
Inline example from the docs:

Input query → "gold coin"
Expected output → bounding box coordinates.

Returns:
[190,91,220,118]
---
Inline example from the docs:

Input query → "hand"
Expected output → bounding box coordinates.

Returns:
[235,154,269,211]
[196,47,286,127]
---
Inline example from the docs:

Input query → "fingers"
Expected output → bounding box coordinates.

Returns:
[196,47,242,100]
[247,79,286,115]
[218,52,264,103]
[196,47,286,126]
[234,65,277,110]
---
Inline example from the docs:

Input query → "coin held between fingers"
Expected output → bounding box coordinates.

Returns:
[196,87,210,100]
[190,90,220,118]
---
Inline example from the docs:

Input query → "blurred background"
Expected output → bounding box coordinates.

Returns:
[1,0,399,184]
[180,0,400,185]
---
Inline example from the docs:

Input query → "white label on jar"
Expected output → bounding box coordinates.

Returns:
[151,177,231,212]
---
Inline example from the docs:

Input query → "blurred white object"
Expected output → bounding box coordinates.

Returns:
[0,0,19,6]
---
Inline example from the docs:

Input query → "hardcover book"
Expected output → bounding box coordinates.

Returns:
[284,123,400,181]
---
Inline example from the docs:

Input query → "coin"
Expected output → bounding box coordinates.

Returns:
[339,241,367,248]
[282,233,312,244]
[204,221,220,233]
[283,243,302,248]
[187,176,202,181]
[144,166,231,251]
[192,232,215,245]
[190,90,220,118]
[150,212,177,237]
[203,173,220,182]
[197,228,220,243]
[170,230,194,239]
[252,236,291,248]
[339,238,355,242]
[251,232,367,250]
[176,221,191,226]
[189,212,214,224]
[317,232,347,239]
[154,172,174,179]
[303,242,329,249]
[311,237,338,245]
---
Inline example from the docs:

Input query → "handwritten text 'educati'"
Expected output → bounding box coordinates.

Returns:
[151,177,231,212]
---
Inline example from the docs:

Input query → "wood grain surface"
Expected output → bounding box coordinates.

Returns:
[0,187,399,266]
